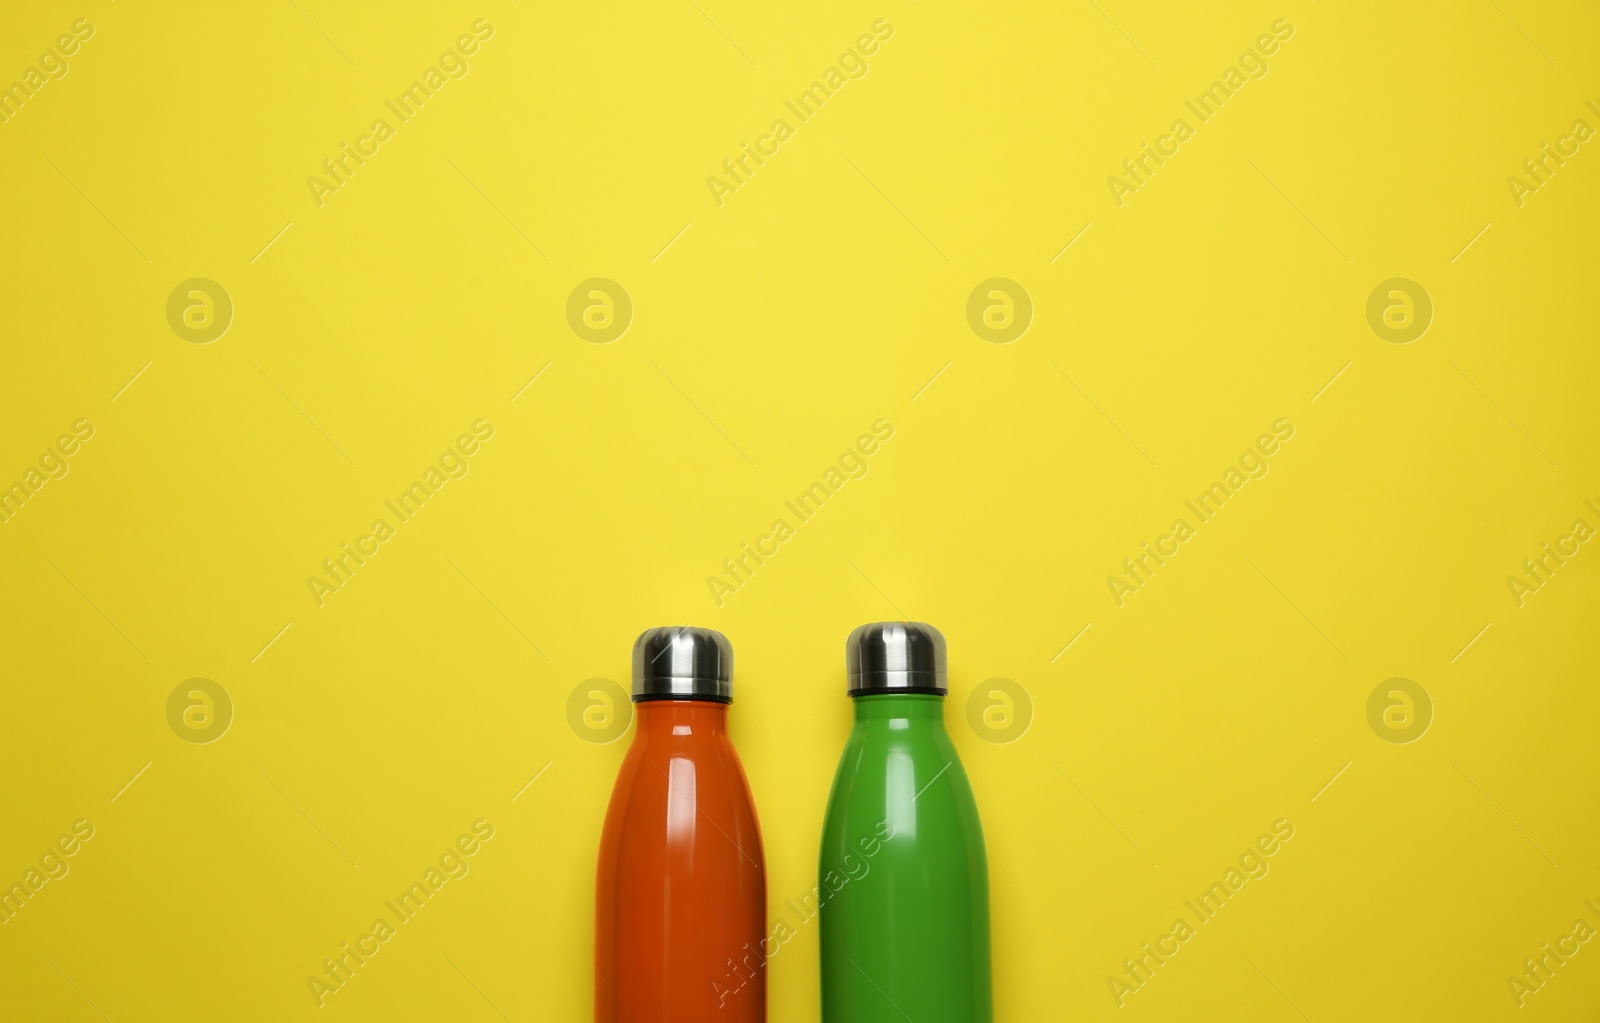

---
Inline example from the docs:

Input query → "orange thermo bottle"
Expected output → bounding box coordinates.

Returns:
[595,627,766,1022]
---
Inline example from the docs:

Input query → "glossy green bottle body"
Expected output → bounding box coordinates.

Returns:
[819,694,992,1022]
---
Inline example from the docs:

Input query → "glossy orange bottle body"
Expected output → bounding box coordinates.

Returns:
[595,699,766,1022]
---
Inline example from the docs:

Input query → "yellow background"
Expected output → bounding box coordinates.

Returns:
[1,1,1597,1019]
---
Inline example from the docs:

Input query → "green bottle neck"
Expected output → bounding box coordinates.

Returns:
[852,693,947,724]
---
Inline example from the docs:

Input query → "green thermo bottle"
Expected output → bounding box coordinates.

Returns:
[819,622,992,1022]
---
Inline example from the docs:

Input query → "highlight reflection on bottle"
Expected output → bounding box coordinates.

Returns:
[594,627,766,1022]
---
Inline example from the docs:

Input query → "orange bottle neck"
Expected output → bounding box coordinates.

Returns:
[635,699,729,737]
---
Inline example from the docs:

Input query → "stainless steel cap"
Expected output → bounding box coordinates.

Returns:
[846,622,947,696]
[632,626,733,703]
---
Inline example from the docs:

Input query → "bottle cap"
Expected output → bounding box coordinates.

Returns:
[846,622,947,696]
[632,626,733,703]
